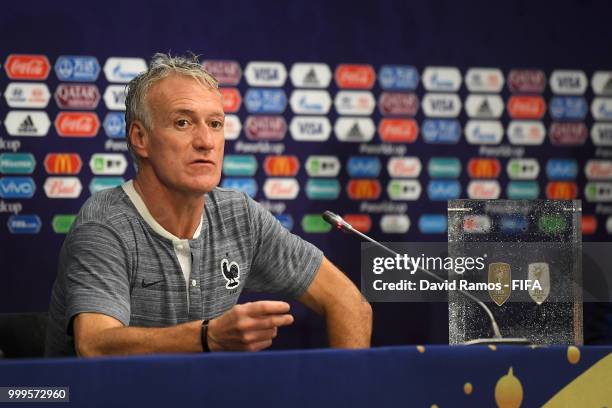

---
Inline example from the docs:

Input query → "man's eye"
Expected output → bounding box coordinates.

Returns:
[176,119,190,128]
[211,120,224,129]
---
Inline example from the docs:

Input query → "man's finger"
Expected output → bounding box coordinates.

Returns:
[243,314,294,331]
[245,339,273,352]
[243,300,291,317]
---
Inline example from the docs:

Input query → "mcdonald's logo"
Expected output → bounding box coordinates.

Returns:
[467,158,501,178]
[43,153,82,175]
[263,155,299,176]
[347,179,381,200]
[546,181,577,200]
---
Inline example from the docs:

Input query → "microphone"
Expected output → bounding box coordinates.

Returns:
[323,210,530,345]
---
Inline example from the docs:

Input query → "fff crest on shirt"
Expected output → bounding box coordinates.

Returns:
[488,262,511,306]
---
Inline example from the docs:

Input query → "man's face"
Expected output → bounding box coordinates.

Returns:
[140,74,225,195]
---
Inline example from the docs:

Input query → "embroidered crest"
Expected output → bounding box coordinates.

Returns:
[221,255,240,289]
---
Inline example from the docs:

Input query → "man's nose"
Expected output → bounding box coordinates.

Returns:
[193,124,216,150]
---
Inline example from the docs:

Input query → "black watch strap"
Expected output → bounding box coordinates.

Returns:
[201,320,210,352]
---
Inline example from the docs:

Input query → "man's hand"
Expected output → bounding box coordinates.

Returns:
[206,301,294,352]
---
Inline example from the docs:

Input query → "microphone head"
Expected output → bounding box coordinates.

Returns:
[322,211,342,226]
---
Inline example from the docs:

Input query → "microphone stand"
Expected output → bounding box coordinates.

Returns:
[323,211,530,345]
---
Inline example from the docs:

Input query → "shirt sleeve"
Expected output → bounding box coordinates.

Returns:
[61,222,132,334]
[243,194,324,298]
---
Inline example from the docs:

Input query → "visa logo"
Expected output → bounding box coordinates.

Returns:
[549,96,588,120]
[418,214,447,234]
[305,179,341,200]
[427,180,461,201]
[244,62,287,87]
[422,119,461,144]
[275,214,294,230]
[7,214,41,234]
[347,156,381,177]
[221,178,258,198]
[378,65,419,90]
[546,159,578,180]
[0,176,36,198]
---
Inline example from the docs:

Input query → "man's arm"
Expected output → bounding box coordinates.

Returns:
[73,301,294,357]
[298,256,373,348]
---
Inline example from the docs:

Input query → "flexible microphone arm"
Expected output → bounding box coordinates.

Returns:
[322,210,504,340]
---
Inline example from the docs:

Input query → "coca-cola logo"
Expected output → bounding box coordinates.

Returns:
[55,112,100,138]
[5,54,51,80]
[335,65,375,89]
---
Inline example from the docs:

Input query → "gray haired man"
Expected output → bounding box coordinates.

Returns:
[45,53,372,356]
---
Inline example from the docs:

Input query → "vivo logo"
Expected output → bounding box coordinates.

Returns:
[289,90,331,114]
[263,178,300,200]
[305,179,341,200]
[334,91,376,115]
[244,88,286,113]
[103,112,126,139]
[55,55,100,82]
[507,121,545,145]
[546,159,578,180]
[334,118,375,142]
[378,65,419,90]
[550,70,587,95]
[244,61,287,87]
[289,116,331,141]
[465,68,504,93]
[221,178,257,197]
[103,57,147,83]
[464,94,504,118]
[0,177,36,198]
[549,96,588,120]
[422,67,462,91]
[422,119,461,144]
[289,63,332,88]
[464,120,503,145]
[422,93,461,117]
[347,156,381,178]
[380,214,411,234]
[7,214,41,234]
[427,180,461,201]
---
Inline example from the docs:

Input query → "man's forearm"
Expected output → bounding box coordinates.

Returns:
[325,299,372,348]
[76,320,203,357]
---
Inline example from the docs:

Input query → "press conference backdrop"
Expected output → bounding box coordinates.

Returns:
[1,0,612,346]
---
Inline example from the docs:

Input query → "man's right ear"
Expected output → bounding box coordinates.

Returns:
[129,121,149,160]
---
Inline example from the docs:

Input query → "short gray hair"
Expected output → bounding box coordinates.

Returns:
[124,52,219,165]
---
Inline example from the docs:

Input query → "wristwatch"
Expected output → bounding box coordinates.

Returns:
[201,320,210,352]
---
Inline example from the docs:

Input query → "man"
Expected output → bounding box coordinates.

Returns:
[45,53,372,357]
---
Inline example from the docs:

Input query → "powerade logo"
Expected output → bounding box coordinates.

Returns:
[305,179,341,200]
[427,180,461,201]
[418,214,447,234]
[0,153,36,174]
[89,177,124,194]
[223,155,257,176]
[378,65,419,90]
[244,89,287,114]
[549,97,588,120]
[422,119,461,144]
[221,178,257,197]
[275,214,294,230]
[507,181,540,199]
[7,215,41,234]
[500,215,528,234]
[347,156,381,177]
[427,157,461,178]
[546,159,578,180]
[0,177,35,198]
[103,113,126,139]
[55,56,100,82]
